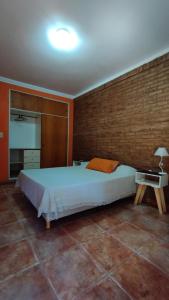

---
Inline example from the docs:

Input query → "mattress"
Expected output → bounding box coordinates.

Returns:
[17,163,136,221]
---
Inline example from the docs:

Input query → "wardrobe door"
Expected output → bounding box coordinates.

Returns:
[41,115,68,168]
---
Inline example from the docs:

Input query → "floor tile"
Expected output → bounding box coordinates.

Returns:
[143,209,169,225]
[42,245,104,300]
[0,191,7,199]
[0,240,37,281]
[132,215,169,241]
[1,184,169,299]
[131,203,169,224]
[108,207,138,223]
[0,265,57,300]
[83,233,133,272]
[0,210,17,226]
[91,211,124,231]
[2,190,16,198]
[128,203,159,215]
[111,253,169,299]
[13,195,37,220]
[62,218,103,242]
[1,184,15,195]
[79,276,130,300]
[31,226,76,261]
[138,239,169,277]
[0,195,11,212]
[0,222,25,247]
[110,222,154,251]
[21,217,46,236]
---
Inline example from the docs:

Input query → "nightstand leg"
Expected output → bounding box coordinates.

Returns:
[159,188,167,213]
[138,185,147,204]
[154,188,163,215]
[134,184,144,205]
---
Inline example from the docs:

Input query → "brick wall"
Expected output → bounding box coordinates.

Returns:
[74,53,169,173]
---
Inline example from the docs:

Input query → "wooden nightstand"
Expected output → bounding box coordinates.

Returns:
[134,171,168,214]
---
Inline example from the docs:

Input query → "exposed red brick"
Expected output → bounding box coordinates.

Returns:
[74,52,169,174]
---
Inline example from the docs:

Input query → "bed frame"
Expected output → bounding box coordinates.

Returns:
[46,220,50,229]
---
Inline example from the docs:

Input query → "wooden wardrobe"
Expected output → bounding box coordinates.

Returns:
[10,91,68,169]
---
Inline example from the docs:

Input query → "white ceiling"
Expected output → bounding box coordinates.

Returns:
[0,0,169,98]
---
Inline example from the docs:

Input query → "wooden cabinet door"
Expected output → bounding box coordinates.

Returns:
[11,91,68,117]
[41,115,68,168]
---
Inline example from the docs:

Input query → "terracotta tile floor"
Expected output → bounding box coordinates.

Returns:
[0,184,169,299]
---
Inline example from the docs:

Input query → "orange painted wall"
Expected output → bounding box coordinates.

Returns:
[0,81,74,183]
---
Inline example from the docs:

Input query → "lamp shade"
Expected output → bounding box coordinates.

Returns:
[154,147,169,157]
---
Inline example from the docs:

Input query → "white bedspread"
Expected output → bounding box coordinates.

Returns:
[17,164,136,220]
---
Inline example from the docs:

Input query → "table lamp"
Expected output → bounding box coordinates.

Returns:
[154,147,169,174]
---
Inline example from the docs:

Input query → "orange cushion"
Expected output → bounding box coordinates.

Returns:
[86,158,119,173]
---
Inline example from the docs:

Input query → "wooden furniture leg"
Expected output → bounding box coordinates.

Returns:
[134,184,144,205]
[154,188,163,215]
[159,188,167,213]
[138,185,147,204]
[46,220,50,229]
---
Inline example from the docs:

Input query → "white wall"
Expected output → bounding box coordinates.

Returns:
[10,115,41,149]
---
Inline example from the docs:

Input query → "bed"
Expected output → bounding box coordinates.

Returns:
[16,162,136,228]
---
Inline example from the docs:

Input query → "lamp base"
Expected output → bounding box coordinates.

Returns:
[159,171,167,175]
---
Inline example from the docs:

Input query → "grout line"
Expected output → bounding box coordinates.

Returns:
[0,219,21,228]
[79,235,137,282]
[0,218,31,248]
[109,273,134,300]
[79,218,169,284]
[77,273,110,299]
[0,219,20,228]
[136,250,169,280]
[0,262,39,284]
[126,221,168,243]
[127,219,168,242]
[44,275,60,300]
[60,225,82,245]
[108,243,169,289]
[139,212,169,227]
[27,238,39,264]
[0,237,27,249]
[39,255,75,300]
[104,227,144,256]
[108,220,157,241]
[1,186,169,298]
[79,242,106,274]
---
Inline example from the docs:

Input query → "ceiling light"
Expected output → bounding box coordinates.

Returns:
[47,27,78,50]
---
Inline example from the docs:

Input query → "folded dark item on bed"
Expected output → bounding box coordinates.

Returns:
[137,169,161,176]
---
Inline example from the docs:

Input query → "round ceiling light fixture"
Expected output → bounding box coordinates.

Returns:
[47,27,78,51]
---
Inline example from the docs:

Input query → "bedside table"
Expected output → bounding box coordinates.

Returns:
[134,171,168,214]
